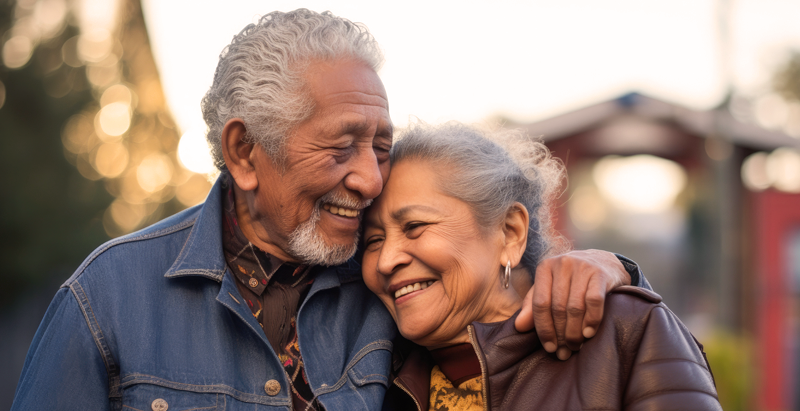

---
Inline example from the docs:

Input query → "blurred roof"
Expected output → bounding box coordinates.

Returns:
[508,93,800,152]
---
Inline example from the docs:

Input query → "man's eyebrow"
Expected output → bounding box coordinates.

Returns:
[332,118,370,135]
[328,117,393,138]
[390,205,440,221]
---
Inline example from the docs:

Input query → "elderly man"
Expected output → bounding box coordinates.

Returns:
[12,9,650,410]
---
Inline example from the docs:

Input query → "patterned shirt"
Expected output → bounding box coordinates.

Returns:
[220,175,320,411]
[428,343,484,411]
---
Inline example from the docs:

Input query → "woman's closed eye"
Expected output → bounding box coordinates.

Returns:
[365,235,384,250]
[403,221,429,238]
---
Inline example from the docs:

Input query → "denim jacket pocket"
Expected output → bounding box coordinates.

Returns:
[121,380,222,411]
[346,342,392,387]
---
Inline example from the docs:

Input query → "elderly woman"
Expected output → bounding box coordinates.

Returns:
[361,122,721,410]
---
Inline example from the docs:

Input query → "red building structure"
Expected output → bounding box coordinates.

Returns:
[509,93,800,410]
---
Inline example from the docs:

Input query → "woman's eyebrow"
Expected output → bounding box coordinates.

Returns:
[390,205,440,221]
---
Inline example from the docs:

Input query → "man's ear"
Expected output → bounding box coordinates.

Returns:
[500,202,529,268]
[221,118,258,191]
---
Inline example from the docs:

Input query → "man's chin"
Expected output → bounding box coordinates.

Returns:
[287,225,358,266]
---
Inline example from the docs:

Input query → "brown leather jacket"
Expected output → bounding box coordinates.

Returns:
[383,286,722,410]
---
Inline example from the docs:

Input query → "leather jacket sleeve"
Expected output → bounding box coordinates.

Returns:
[615,254,652,291]
[623,304,720,410]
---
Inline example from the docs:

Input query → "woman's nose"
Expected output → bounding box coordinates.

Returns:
[376,236,412,276]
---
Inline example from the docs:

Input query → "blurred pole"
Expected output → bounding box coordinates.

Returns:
[713,0,739,331]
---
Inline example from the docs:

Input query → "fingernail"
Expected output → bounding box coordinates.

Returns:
[543,342,557,353]
[557,347,572,361]
[583,327,596,338]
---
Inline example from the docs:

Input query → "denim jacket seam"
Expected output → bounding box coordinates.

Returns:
[120,373,291,406]
[69,281,122,400]
[62,217,198,288]
[315,340,393,395]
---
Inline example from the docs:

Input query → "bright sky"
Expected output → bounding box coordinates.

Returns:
[142,0,800,135]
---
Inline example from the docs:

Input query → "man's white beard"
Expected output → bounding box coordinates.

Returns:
[287,192,370,266]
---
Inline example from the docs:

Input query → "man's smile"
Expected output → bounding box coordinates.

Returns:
[322,203,362,217]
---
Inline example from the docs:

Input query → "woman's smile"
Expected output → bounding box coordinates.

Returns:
[362,159,523,348]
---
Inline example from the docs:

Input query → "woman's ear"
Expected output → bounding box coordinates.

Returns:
[500,202,529,268]
[221,118,258,191]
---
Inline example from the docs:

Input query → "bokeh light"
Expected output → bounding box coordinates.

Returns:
[103,199,152,236]
[754,93,789,130]
[100,84,133,107]
[32,0,67,37]
[97,101,131,137]
[176,174,213,206]
[593,155,688,214]
[766,147,800,193]
[77,29,113,63]
[136,152,173,193]
[568,185,608,231]
[178,128,215,174]
[741,152,771,191]
[3,36,34,68]
[93,141,129,178]
[741,149,800,193]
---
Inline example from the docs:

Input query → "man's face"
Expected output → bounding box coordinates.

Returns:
[247,59,392,265]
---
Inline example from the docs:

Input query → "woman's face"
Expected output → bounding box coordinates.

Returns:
[362,159,522,348]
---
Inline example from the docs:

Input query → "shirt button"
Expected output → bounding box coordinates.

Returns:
[151,398,168,411]
[264,379,281,396]
[249,278,259,288]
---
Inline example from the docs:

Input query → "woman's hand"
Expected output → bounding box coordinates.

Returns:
[514,249,631,360]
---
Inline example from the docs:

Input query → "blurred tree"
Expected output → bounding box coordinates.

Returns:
[0,0,212,309]
[774,50,800,103]
[0,0,112,308]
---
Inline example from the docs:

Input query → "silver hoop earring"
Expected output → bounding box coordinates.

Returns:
[503,260,511,289]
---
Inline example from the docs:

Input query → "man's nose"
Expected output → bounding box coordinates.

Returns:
[344,147,384,200]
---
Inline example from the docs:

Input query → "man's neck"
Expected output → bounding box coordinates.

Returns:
[231,182,301,264]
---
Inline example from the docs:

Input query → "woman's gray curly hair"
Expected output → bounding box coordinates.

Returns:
[201,9,384,170]
[390,121,569,275]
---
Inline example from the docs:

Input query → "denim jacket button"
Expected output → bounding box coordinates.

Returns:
[264,379,281,396]
[151,398,168,411]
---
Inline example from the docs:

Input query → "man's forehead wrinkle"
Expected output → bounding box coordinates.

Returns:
[317,109,391,138]
[323,89,388,101]
[315,92,389,111]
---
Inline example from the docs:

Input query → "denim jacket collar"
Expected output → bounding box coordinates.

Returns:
[162,176,364,287]
[164,176,228,282]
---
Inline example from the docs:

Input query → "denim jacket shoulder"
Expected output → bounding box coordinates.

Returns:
[13,178,396,411]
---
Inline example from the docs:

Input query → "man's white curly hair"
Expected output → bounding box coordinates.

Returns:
[201,9,384,170]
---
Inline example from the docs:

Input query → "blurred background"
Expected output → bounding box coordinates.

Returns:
[1,0,799,409]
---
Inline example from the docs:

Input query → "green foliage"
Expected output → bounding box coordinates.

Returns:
[774,50,800,102]
[703,330,753,411]
[0,4,112,307]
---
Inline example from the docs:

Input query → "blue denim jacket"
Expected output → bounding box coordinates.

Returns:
[12,178,397,410]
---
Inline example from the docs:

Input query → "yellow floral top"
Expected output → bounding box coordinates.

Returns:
[428,365,484,411]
